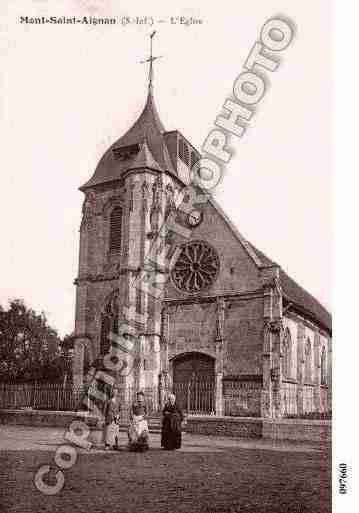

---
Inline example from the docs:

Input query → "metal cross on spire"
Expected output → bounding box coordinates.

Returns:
[140,30,162,90]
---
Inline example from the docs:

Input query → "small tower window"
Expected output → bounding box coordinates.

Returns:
[109,207,123,253]
[112,144,140,161]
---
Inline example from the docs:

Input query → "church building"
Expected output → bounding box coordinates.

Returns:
[72,53,331,419]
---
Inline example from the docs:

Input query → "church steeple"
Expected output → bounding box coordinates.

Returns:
[79,33,200,191]
[79,55,174,190]
[120,30,165,143]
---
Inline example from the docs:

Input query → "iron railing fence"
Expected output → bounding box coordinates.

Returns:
[0,381,331,419]
[223,380,262,417]
[0,382,161,417]
[282,381,298,416]
[0,382,84,411]
[282,381,331,418]
[173,380,216,415]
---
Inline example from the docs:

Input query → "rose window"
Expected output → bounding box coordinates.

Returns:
[171,241,220,293]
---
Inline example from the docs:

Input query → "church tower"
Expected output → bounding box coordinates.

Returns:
[72,35,200,392]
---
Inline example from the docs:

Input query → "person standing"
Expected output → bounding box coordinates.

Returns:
[128,391,149,452]
[103,386,120,450]
[161,393,184,450]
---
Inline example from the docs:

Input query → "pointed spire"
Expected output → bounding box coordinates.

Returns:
[128,141,163,173]
[116,32,165,146]
[79,33,184,191]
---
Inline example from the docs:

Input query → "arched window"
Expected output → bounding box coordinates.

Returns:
[283,328,292,379]
[109,206,122,254]
[320,347,327,385]
[304,339,312,383]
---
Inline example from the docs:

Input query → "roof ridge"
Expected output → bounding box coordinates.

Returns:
[208,196,272,268]
[280,269,331,315]
[206,196,331,332]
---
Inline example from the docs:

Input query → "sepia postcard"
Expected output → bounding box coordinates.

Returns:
[1,1,348,512]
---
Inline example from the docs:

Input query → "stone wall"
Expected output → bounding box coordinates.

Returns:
[283,313,332,415]
[186,416,331,442]
[1,410,331,443]
[262,418,331,443]
[185,416,263,438]
[225,297,264,376]
[0,409,98,428]
[167,301,217,360]
[165,201,261,300]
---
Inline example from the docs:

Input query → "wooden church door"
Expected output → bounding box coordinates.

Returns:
[172,352,215,413]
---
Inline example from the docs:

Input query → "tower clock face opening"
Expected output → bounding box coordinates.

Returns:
[187,209,203,228]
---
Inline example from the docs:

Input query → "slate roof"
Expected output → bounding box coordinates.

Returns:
[127,141,163,172]
[246,240,331,333]
[279,270,331,334]
[80,88,177,190]
[209,197,331,333]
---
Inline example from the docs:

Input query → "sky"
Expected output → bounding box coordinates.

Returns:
[0,0,331,337]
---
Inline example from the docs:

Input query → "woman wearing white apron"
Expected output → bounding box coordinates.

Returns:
[128,391,149,452]
[103,387,120,450]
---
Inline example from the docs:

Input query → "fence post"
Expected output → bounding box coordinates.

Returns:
[33,382,37,409]
[187,382,191,414]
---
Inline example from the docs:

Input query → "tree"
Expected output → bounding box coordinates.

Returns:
[0,299,62,382]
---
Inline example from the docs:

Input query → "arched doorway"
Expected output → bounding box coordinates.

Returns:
[171,352,215,414]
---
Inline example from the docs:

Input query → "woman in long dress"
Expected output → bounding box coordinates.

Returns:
[128,391,149,452]
[161,393,184,450]
[103,387,120,450]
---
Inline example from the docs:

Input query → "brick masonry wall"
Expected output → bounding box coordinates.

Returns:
[186,416,331,442]
[0,409,98,428]
[186,416,263,438]
[1,410,331,443]
[262,419,331,442]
